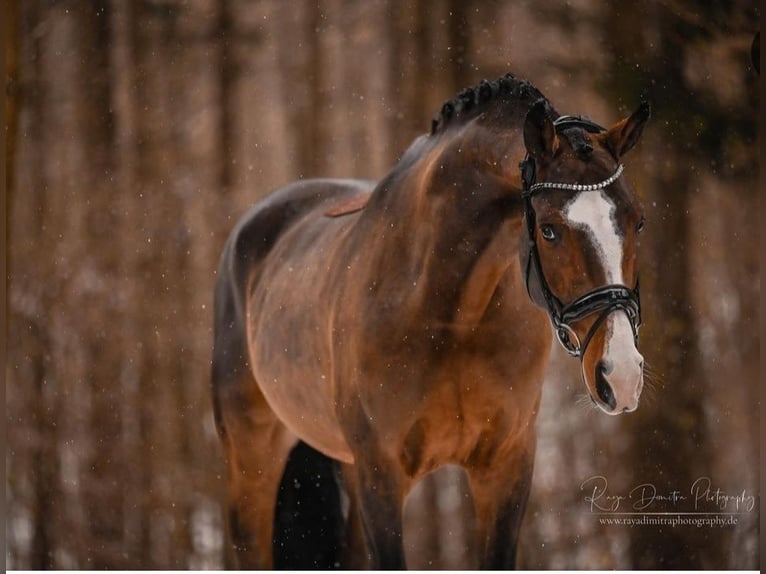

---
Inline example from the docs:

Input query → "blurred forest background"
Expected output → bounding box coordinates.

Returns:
[6,0,759,569]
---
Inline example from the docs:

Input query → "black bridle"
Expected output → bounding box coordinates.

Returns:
[519,115,641,358]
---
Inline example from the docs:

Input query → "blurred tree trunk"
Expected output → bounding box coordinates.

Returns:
[274,0,323,178]
[29,333,57,570]
[74,2,129,567]
[11,1,65,567]
[217,0,235,194]
[3,0,18,560]
[304,0,326,177]
[5,0,18,194]
[110,0,146,565]
[384,0,434,158]
[130,1,193,567]
[602,0,757,567]
[628,157,707,567]
[447,0,471,90]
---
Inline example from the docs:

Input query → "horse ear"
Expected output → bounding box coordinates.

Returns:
[604,101,651,159]
[523,99,558,164]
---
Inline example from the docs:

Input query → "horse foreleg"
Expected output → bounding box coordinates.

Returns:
[336,462,370,569]
[467,439,536,570]
[352,457,409,570]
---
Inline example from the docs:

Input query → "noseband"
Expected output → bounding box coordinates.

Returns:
[519,115,641,358]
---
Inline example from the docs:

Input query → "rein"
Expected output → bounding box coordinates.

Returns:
[519,115,641,358]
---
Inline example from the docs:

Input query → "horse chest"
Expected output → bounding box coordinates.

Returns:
[344,312,550,476]
[380,363,543,478]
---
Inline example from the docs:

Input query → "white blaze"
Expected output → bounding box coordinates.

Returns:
[565,190,643,411]
[564,190,623,283]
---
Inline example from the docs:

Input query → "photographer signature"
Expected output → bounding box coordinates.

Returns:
[580,475,756,513]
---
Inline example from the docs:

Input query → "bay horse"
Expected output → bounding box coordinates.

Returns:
[211,73,650,569]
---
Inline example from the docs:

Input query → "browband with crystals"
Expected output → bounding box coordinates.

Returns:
[525,164,624,195]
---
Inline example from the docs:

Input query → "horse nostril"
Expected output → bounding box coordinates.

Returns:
[595,361,617,410]
[599,360,614,376]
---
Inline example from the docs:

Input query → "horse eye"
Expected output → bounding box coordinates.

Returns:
[636,216,646,234]
[540,225,557,241]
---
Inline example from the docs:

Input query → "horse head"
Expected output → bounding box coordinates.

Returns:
[520,99,651,414]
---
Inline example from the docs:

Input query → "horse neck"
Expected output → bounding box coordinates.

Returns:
[361,124,532,330]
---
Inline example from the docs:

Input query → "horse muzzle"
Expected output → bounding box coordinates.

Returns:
[588,312,644,415]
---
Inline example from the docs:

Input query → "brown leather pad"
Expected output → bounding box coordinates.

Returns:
[324,192,372,217]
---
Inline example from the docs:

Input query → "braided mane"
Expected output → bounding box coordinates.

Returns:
[430,73,549,135]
